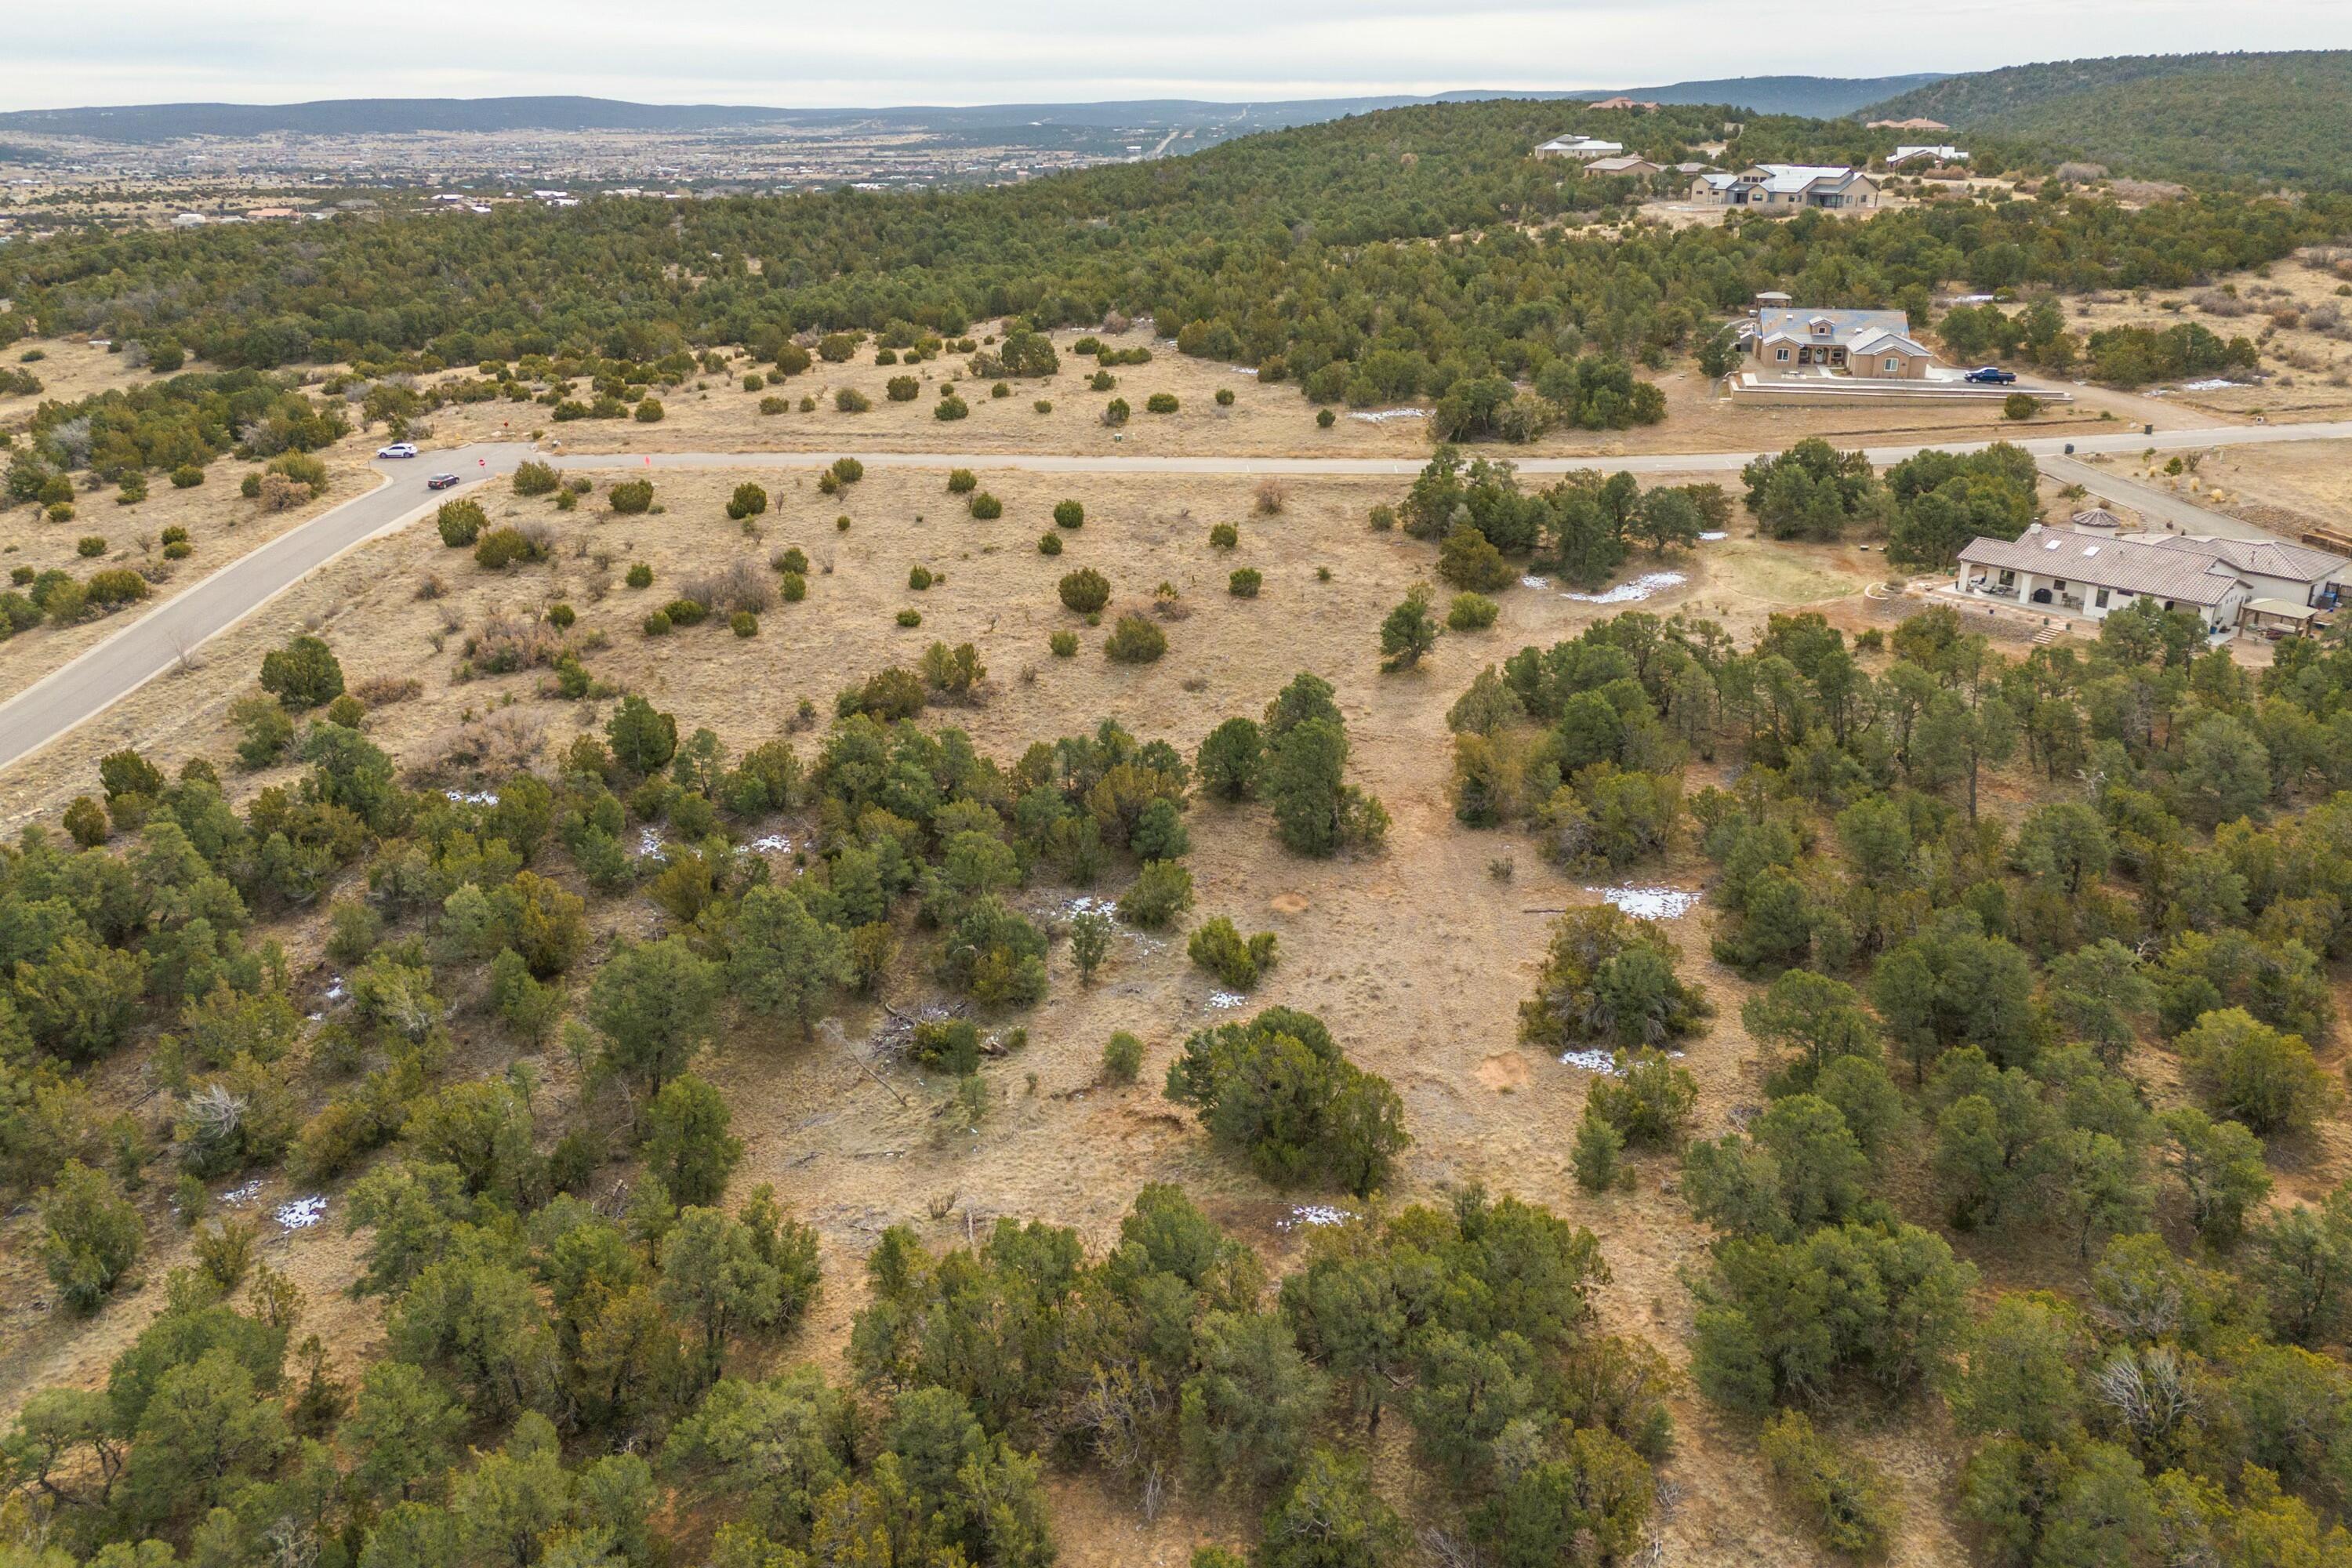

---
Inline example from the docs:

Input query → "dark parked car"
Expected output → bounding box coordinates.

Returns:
[1965,365,2018,385]
[426,473,461,490]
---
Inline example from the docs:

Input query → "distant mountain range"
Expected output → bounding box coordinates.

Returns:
[0,76,1948,144]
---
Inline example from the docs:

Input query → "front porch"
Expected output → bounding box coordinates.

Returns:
[1955,565,2089,615]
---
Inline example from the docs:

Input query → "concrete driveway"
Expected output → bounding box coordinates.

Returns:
[0,443,532,775]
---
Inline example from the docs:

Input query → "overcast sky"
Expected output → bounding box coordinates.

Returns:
[9,1,2352,111]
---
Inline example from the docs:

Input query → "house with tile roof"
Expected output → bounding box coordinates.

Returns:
[1746,307,1938,379]
[1955,524,2256,634]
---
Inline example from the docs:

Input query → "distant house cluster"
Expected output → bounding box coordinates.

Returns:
[1689,164,1880,212]
[1579,155,1721,183]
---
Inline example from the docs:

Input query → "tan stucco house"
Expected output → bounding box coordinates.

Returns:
[1748,308,1936,379]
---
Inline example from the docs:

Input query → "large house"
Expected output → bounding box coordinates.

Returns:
[2123,532,2350,611]
[1889,145,1968,167]
[1536,135,1625,161]
[1747,307,1937,379]
[1957,525,2252,634]
[1953,521,2350,636]
[1689,164,1881,212]
[1583,155,1663,179]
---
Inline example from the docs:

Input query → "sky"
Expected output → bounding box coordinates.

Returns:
[9,0,2352,111]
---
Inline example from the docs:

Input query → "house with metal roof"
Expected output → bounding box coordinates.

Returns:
[1689,164,1881,212]
[1955,524,2253,634]
[1536,135,1625,161]
[2120,532,2350,609]
[1889,146,1968,167]
[1747,307,1938,379]
[1583,155,1664,179]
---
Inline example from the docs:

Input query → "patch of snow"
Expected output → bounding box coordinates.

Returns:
[1228,365,1259,377]
[749,833,793,855]
[1207,991,1249,1009]
[1277,1204,1355,1232]
[1519,575,1552,590]
[1698,530,1728,541]
[219,1179,267,1207]
[444,788,500,806]
[2174,378,2246,392]
[1560,571,1686,605]
[274,1195,327,1230]
[1950,293,1997,303]
[1590,885,1700,920]
[1559,1049,1624,1076]
[635,828,667,859]
[307,1012,323,1022]
[1347,407,1428,423]
[324,977,347,1003]
[1058,895,1120,920]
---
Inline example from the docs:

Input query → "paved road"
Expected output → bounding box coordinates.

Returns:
[10,419,2352,776]
[2039,454,2284,544]
[0,445,531,774]
[547,419,2352,480]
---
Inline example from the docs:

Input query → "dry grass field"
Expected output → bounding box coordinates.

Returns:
[1,313,2167,718]
[416,323,2172,463]
[0,455,2001,1566]
[10,277,2352,1566]
[2063,244,2352,422]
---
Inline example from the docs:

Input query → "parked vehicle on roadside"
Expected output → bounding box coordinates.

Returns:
[1965,365,2018,385]
[376,441,419,458]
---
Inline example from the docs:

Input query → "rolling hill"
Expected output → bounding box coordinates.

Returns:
[1858,51,2352,186]
[0,77,1944,146]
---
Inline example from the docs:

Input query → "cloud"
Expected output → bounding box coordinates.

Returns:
[8,1,2352,110]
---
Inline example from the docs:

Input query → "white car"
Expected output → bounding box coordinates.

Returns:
[376,441,419,459]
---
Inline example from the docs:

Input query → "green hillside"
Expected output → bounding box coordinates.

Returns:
[1860,51,2352,187]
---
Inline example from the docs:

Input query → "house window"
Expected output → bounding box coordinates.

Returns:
[1776,349,1789,361]
[2095,588,2110,608]
[1884,358,1900,372]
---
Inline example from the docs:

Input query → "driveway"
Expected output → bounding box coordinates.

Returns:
[2038,453,2285,544]
[0,444,532,775]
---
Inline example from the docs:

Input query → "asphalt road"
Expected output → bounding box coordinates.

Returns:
[9,419,2352,775]
[0,445,531,775]
[546,419,2352,479]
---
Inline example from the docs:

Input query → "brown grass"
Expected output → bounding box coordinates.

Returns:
[0,453,1998,1563]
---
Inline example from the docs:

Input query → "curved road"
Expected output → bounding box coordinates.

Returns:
[7,419,2352,775]
[0,445,532,774]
